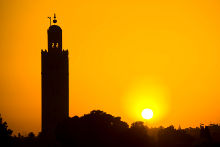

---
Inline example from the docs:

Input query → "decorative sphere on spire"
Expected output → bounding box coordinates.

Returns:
[53,13,57,24]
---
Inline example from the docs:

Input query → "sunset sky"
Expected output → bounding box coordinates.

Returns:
[1,0,220,135]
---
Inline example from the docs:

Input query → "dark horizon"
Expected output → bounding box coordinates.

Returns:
[1,110,220,146]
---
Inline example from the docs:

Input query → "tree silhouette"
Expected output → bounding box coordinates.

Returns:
[157,125,194,147]
[55,110,131,147]
[55,110,155,147]
[0,114,13,146]
[129,121,152,147]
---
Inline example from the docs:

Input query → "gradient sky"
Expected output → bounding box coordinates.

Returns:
[1,0,220,135]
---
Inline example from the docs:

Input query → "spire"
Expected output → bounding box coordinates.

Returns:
[53,13,57,24]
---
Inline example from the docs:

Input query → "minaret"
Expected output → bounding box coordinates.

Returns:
[41,14,69,136]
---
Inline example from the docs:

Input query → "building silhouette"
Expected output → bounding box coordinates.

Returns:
[41,14,69,136]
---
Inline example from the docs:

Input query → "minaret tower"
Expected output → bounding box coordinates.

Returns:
[41,14,69,136]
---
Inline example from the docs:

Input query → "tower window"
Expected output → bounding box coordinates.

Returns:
[52,43,59,48]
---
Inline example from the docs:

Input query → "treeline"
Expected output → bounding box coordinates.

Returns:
[1,111,220,147]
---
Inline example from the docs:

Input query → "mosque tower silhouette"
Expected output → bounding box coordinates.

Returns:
[41,14,69,136]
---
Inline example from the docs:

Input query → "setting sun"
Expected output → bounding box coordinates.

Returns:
[142,108,153,120]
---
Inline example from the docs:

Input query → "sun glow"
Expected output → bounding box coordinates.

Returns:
[142,108,153,119]
[123,77,170,125]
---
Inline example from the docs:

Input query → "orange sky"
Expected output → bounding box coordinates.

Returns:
[1,0,220,135]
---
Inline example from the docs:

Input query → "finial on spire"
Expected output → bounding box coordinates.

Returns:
[48,17,51,26]
[53,13,57,24]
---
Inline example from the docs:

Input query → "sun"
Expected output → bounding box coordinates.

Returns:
[142,108,153,119]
